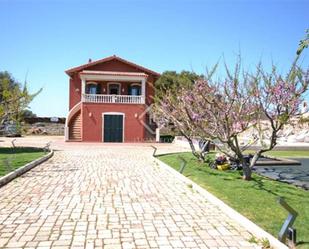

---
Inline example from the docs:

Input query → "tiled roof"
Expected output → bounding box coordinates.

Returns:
[65,55,160,77]
[80,70,148,78]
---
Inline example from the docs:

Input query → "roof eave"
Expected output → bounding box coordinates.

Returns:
[65,55,161,77]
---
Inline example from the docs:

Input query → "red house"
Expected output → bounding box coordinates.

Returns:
[65,55,160,142]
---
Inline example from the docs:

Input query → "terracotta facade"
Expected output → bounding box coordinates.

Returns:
[65,55,160,142]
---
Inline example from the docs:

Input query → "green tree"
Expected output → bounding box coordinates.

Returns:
[21,109,37,119]
[0,71,41,126]
[155,70,203,99]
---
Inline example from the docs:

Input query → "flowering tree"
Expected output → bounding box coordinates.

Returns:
[247,65,308,176]
[182,65,260,180]
[154,86,208,161]
[155,60,308,180]
[297,29,309,55]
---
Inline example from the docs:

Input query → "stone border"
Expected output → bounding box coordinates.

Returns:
[0,149,54,188]
[256,156,301,166]
[153,157,288,249]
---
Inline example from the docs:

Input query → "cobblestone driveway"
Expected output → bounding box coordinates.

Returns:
[0,146,259,249]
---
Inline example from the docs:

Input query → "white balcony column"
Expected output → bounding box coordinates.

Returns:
[81,78,86,101]
[155,128,160,142]
[141,78,146,104]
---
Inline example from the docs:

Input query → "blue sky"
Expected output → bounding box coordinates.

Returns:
[1,0,308,117]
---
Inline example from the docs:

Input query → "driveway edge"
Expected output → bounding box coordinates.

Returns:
[153,157,288,249]
[0,150,54,188]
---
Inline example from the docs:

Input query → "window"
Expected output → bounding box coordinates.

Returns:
[108,83,120,95]
[129,84,141,96]
[86,83,100,94]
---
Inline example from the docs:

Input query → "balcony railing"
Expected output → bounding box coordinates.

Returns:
[82,94,144,104]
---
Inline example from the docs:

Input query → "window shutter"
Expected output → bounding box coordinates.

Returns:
[96,84,101,94]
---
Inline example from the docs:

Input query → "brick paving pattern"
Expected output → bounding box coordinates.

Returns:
[0,146,259,249]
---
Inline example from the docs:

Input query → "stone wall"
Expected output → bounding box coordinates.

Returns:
[24,122,64,136]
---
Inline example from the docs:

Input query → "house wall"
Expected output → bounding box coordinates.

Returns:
[67,58,158,142]
[69,74,81,109]
[87,60,143,73]
[81,103,147,142]
[146,75,155,105]
[69,59,157,110]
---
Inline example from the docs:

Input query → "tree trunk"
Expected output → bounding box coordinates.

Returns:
[189,139,205,162]
[187,137,196,154]
[250,153,260,168]
[183,135,206,162]
[242,162,252,180]
[198,152,205,162]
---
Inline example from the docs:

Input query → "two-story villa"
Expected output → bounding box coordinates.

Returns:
[65,55,160,142]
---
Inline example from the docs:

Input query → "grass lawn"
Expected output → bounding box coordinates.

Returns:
[158,152,309,248]
[0,147,46,177]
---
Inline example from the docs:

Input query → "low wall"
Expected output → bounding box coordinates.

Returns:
[24,122,65,136]
[24,117,65,124]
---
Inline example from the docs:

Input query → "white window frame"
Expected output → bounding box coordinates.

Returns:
[86,81,98,85]
[86,81,99,94]
[102,112,125,143]
[129,83,142,96]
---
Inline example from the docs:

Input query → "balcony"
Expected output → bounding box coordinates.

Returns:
[82,94,144,104]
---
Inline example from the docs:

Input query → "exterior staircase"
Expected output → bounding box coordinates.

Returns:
[69,111,81,141]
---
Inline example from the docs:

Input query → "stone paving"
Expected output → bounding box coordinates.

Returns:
[0,144,260,249]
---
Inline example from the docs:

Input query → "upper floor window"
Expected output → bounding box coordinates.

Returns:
[86,82,100,94]
[108,83,121,95]
[129,83,141,96]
